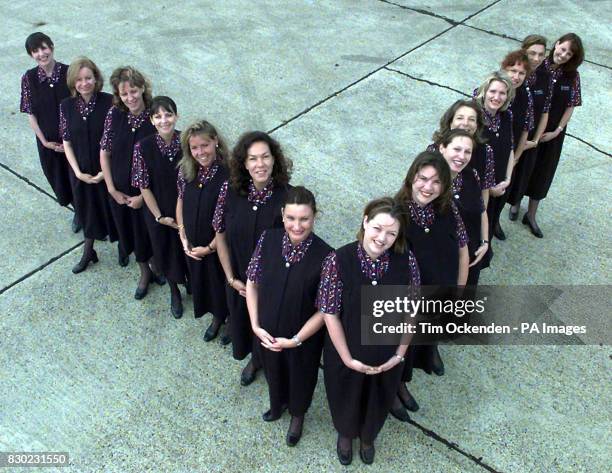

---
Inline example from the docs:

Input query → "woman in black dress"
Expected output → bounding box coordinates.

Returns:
[246,186,332,447]
[474,71,514,257]
[59,57,116,273]
[501,51,535,230]
[438,129,488,285]
[395,151,469,413]
[431,99,495,204]
[100,66,161,299]
[214,131,292,384]
[524,33,584,238]
[132,96,188,317]
[20,32,75,230]
[508,35,551,223]
[176,120,231,340]
[318,196,420,465]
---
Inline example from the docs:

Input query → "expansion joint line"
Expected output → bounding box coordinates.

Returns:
[0,241,84,296]
[407,417,504,473]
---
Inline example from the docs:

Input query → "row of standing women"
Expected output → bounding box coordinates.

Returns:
[20,31,584,465]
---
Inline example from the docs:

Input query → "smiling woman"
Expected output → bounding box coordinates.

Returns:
[20,32,74,220]
[245,186,333,447]
[213,131,293,385]
[59,57,116,274]
[395,150,469,413]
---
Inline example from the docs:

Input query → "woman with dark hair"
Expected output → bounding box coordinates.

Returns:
[508,35,551,222]
[214,131,292,384]
[318,196,420,465]
[132,96,188,317]
[176,120,231,340]
[394,151,469,413]
[523,33,584,238]
[474,71,515,257]
[100,66,162,298]
[60,57,116,273]
[246,186,332,447]
[431,99,495,195]
[20,32,75,229]
[438,129,488,285]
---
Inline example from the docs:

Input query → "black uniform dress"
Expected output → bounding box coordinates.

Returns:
[320,242,419,444]
[403,200,468,381]
[60,92,117,241]
[452,169,485,286]
[527,59,582,200]
[20,62,73,205]
[481,108,513,269]
[132,132,187,284]
[247,229,332,417]
[100,106,155,262]
[181,160,229,321]
[213,180,289,360]
[508,67,550,206]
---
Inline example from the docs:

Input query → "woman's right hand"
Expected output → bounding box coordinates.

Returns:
[109,189,129,205]
[44,141,63,153]
[76,171,95,184]
[230,278,247,298]
[346,358,380,375]
[254,327,278,351]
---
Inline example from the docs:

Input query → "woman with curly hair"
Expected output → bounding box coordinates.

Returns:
[100,66,162,298]
[214,131,292,385]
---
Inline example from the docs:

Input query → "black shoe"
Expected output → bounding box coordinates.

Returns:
[337,437,352,466]
[389,404,410,422]
[522,214,543,238]
[219,331,231,346]
[240,362,258,386]
[203,320,221,342]
[134,284,148,300]
[359,444,375,465]
[151,273,166,286]
[71,213,82,233]
[118,249,129,267]
[493,223,506,241]
[431,346,445,376]
[509,207,519,221]
[171,296,183,319]
[286,417,303,447]
[399,388,420,412]
[262,405,286,422]
[72,250,98,274]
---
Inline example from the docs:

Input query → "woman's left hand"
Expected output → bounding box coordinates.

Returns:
[91,172,105,184]
[524,140,538,150]
[268,337,296,350]
[540,129,560,143]
[376,355,402,372]
[469,243,489,267]
[159,217,179,229]
[126,195,143,209]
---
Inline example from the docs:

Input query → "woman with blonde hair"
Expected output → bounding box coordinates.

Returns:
[175,120,230,338]
[59,57,116,272]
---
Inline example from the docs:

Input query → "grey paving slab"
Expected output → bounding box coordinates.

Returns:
[0,250,484,472]
[480,138,612,285]
[410,344,611,473]
[465,0,612,67]
[389,0,494,22]
[389,24,612,154]
[0,166,81,290]
[2,0,449,196]
[273,69,461,249]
